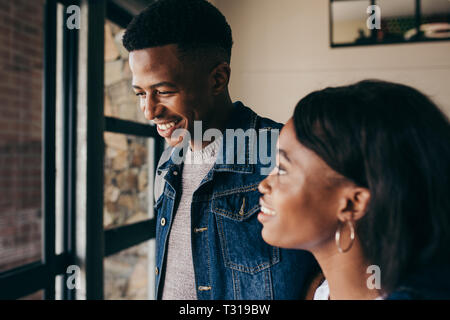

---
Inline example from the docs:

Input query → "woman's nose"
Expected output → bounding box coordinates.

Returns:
[258,177,271,195]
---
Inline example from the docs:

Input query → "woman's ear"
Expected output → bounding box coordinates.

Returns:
[209,62,230,95]
[337,187,371,222]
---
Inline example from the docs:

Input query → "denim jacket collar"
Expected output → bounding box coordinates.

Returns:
[157,101,258,175]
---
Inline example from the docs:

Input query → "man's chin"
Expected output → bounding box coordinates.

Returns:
[165,131,189,147]
[165,136,180,147]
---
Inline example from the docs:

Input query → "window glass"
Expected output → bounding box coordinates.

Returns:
[104,133,155,229]
[0,0,45,272]
[104,240,155,299]
[104,20,148,124]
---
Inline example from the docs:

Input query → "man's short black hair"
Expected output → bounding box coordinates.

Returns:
[122,0,233,63]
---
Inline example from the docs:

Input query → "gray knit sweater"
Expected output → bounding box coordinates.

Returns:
[161,138,221,300]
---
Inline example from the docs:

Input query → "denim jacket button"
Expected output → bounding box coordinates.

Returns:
[198,286,211,291]
[194,227,208,233]
[173,171,178,176]
[160,217,166,226]
[155,267,159,275]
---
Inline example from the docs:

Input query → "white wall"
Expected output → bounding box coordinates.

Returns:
[215,0,450,123]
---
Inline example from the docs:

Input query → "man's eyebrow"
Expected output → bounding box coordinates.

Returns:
[132,82,178,90]
[278,149,291,163]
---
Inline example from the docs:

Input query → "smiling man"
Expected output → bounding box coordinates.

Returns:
[122,0,318,300]
[129,43,232,147]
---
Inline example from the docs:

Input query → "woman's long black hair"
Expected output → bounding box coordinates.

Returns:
[293,80,450,294]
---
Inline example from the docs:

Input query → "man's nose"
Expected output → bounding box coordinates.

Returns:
[142,94,158,120]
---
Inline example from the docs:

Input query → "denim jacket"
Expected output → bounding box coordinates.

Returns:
[387,264,450,300]
[153,101,318,300]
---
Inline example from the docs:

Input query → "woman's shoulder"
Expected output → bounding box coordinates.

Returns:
[386,287,421,300]
[387,266,450,300]
[386,287,450,300]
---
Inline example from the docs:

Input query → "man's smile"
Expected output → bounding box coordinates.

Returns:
[153,118,185,138]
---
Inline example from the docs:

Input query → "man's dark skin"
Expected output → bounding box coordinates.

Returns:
[129,44,234,149]
[129,43,320,300]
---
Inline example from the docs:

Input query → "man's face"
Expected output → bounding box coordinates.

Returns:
[129,44,212,146]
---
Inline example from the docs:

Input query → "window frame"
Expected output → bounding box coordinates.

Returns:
[0,0,163,300]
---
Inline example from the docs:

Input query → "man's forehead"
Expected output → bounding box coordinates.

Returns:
[129,45,182,71]
[129,47,184,87]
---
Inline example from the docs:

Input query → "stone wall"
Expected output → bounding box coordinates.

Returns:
[103,20,154,300]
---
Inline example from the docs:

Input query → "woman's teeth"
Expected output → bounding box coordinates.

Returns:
[157,121,178,131]
[261,206,276,216]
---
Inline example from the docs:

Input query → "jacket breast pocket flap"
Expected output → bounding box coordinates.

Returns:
[211,188,279,274]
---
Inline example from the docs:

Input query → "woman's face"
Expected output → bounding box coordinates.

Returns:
[257,119,352,251]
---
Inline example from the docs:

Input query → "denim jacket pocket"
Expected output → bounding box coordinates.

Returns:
[211,186,280,274]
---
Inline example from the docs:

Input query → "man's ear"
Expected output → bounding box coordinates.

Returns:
[209,62,230,95]
[337,187,371,222]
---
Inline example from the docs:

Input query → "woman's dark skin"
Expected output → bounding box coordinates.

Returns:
[258,119,381,300]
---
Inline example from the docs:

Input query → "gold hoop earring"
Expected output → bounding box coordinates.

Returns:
[335,219,355,253]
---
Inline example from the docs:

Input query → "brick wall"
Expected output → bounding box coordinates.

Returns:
[0,0,45,276]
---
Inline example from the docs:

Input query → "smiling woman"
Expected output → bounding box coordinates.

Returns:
[258,79,450,300]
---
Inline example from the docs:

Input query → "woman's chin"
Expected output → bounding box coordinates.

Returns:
[261,226,284,248]
[261,227,309,250]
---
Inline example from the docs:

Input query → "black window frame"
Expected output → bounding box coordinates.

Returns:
[0,0,61,300]
[0,0,163,300]
[102,0,164,300]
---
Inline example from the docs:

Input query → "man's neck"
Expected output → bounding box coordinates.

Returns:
[190,95,234,151]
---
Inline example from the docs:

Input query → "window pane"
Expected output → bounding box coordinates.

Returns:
[104,19,147,124]
[104,240,155,300]
[0,0,44,272]
[104,133,154,229]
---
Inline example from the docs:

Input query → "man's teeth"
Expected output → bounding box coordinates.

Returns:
[261,206,276,216]
[157,121,177,131]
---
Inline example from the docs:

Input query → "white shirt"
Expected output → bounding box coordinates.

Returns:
[313,279,385,300]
